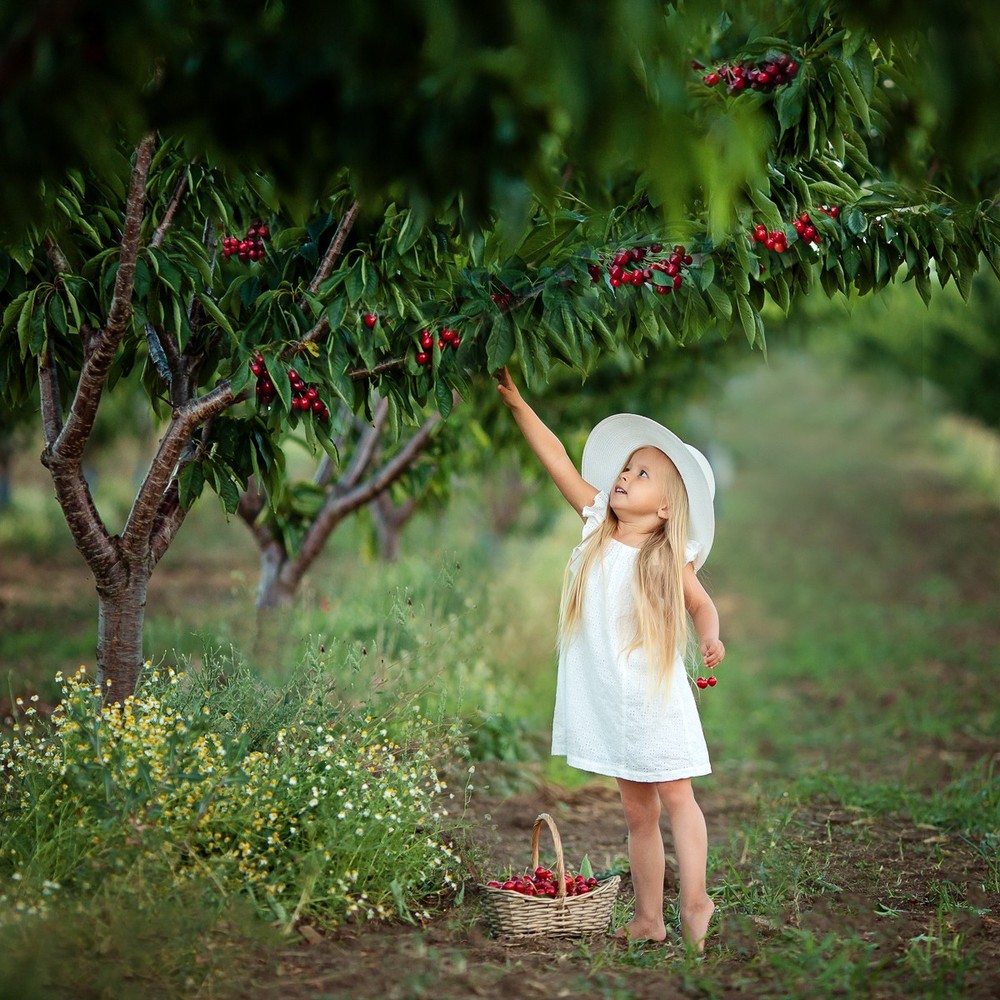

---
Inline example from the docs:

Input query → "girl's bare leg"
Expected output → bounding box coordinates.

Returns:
[658,778,714,952]
[615,778,667,941]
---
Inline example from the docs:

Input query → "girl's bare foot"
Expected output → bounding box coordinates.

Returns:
[680,897,715,954]
[613,917,667,943]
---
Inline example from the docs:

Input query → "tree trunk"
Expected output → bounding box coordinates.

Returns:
[96,570,149,703]
[256,541,298,610]
[371,492,418,562]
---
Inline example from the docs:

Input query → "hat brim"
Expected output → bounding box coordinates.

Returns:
[581,413,715,570]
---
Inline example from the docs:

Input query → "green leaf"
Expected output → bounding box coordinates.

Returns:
[834,61,871,129]
[216,473,241,515]
[196,292,236,339]
[736,294,756,346]
[486,323,514,373]
[346,263,365,306]
[706,282,732,322]
[435,377,453,418]
[775,79,806,133]
[178,462,205,510]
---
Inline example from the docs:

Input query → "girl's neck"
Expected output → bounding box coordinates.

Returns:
[613,521,657,549]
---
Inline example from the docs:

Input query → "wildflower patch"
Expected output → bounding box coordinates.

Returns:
[0,663,467,930]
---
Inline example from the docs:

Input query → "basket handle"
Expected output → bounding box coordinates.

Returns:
[531,812,568,901]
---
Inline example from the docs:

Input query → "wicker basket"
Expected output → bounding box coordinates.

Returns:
[480,812,621,938]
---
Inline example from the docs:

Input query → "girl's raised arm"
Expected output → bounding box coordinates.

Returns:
[495,367,598,516]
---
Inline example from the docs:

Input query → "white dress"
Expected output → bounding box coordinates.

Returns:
[551,491,712,783]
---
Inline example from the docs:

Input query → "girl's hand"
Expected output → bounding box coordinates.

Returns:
[494,366,522,409]
[701,638,725,669]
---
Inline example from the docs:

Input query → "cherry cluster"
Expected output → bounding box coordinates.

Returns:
[485,866,600,898]
[751,224,789,253]
[817,204,841,219]
[695,674,718,690]
[415,326,462,367]
[221,221,269,262]
[490,288,515,311]
[792,211,822,246]
[704,53,799,93]
[589,244,692,295]
[249,353,330,421]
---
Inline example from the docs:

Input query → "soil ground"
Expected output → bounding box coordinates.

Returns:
[238,773,999,1000]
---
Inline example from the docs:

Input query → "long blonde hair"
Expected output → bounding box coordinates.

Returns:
[558,449,691,693]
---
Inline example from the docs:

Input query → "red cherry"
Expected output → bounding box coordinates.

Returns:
[420,331,434,349]
[829,205,840,218]
[487,881,501,888]
[311,399,324,413]
[501,880,516,891]
[672,274,683,289]
[416,351,430,366]
[707,676,718,687]
[609,277,622,287]
[257,225,269,239]
[655,284,670,295]
[363,313,378,328]
[704,72,721,86]
[451,336,461,348]
[696,677,709,689]
[682,254,693,265]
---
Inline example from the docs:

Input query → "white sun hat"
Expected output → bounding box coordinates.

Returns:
[581,413,716,570]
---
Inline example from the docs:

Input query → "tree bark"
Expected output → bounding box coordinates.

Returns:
[96,567,149,703]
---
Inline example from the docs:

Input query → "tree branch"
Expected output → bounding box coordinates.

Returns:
[308,200,359,295]
[42,233,71,275]
[149,172,189,250]
[282,409,443,589]
[48,132,155,469]
[121,380,236,561]
[347,356,406,380]
[338,395,389,490]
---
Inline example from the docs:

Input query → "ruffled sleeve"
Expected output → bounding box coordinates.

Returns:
[684,539,701,566]
[568,491,608,571]
[580,490,609,542]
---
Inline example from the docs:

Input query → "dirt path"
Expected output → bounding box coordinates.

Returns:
[242,770,999,1000]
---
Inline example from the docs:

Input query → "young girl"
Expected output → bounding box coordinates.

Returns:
[495,367,725,952]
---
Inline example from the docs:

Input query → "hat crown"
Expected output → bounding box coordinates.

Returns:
[581,413,716,570]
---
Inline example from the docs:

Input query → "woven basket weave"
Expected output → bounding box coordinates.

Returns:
[480,812,621,938]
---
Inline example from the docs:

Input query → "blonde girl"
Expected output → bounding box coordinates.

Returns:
[496,367,725,951]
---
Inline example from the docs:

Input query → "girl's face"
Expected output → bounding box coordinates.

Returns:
[609,446,676,520]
